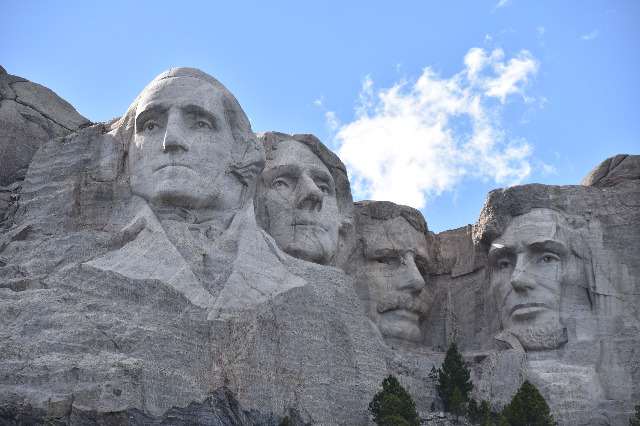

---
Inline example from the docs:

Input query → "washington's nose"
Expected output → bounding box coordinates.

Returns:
[510,256,534,291]
[296,174,323,211]
[399,256,425,293]
[163,115,190,152]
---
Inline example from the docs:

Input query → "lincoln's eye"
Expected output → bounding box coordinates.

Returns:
[497,259,511,270]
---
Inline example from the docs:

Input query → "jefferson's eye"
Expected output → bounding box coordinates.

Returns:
[272,179,289,188]
[540,253,560,264]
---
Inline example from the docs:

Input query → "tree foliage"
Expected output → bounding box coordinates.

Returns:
[468,398,480,424]
[449,387,466,419]
[479,400,493,426]
[630,402,640,426]
[430,342,474,411]
[502,380,557,426]
[278,415,292,426]
[369,374,420,426]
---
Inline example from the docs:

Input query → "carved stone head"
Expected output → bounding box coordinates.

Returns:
[348,201,433,343]
[488,208,591,350]
[122,68,265,216]
[255,132,355,269]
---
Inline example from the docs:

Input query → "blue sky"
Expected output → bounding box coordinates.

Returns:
[2,0,638,233]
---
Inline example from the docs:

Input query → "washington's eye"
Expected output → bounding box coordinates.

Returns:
[195,120,212,129]
[142,121,157,132]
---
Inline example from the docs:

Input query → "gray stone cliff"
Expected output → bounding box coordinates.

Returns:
[0,68,638,425]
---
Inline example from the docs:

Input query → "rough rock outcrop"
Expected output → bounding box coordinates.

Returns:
[582,154,640,189]
[1,67,638,425]
[0,65,90,221]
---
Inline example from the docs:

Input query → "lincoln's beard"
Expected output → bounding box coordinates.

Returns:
[508,320,568,351]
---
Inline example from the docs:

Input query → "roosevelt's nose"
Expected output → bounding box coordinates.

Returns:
[296,174,323,211]
[510,255,534,291]
[399,255,425,293]
[163,112,190,152]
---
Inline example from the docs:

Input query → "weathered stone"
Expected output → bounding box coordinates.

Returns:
[0,68,391,425]
[1,66,638,425]
[582,154,640,188]
[0,66,90,188]
[255,131,355,270]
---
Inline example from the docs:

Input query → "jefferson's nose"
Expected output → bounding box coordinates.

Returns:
[296,174,323,211]
[163,113,190,152]
[399,256,425,293]
[510,256,534,291]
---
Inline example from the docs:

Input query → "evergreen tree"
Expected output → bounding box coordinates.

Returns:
[630,402,640,426]
[468,398,480,424]
[278,415,292,426]
[449,387,466,420]
[369,374,420,426]
[479,400,492,426]
[430,342,474,411]
[502,380,557,426]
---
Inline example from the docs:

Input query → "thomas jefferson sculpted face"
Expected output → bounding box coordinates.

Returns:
[128,76,247,214]
[259,139,340,265]
[489,209,579,350]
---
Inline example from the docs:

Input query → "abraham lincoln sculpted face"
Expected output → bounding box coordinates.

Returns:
[489,208,591,350]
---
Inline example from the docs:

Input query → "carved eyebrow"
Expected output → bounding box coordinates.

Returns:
[366,247,399,259]
[135,104,168,131]
[488,246,512,262]
[263,164,301,179]
[527,240,568,255]
[181,104,217,127]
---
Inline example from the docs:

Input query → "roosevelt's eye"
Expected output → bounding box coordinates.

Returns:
[376,256,401,268]
[539,253,560,264]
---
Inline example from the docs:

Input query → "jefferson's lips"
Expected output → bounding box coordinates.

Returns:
[154,163,193,172]
[292,221,328,231]
[510,303,550,318]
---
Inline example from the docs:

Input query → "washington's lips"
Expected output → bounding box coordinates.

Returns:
[292,219,329,231]
[510,302,551,318]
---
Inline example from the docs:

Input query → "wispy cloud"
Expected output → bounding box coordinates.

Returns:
[581,30,599,41]
[314,95,324,106]
[333,47,539,209]
[494,0,511,10]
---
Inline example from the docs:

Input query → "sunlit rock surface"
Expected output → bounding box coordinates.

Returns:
[0,69,638,425]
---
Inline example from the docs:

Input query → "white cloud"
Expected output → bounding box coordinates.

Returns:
[314,95,324,106]
[333,47,539,209]
[581,30,599,41]
[536,25,545,36]
[325,110,339,133]
[495,0,511,9]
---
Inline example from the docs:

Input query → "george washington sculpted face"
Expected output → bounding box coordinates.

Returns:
[128,76,247,214]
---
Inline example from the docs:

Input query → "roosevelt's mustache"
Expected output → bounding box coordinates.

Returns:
[376,292,428,315]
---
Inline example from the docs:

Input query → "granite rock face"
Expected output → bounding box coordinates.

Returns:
[0,66,90,221]
[0,68,638,425]
[581,154,640,189]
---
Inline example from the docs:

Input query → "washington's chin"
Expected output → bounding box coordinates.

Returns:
[377,309,422,343]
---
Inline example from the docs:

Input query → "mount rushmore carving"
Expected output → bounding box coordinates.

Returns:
[1,67,638,425]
